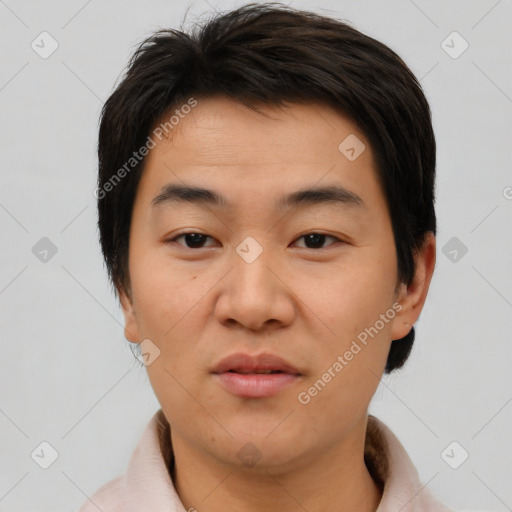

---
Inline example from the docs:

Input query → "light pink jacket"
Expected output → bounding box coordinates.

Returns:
[77,409,479,512]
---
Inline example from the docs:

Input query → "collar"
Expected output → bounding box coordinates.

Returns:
[120,408,452,512]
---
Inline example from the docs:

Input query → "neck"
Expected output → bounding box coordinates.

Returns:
[170,414,383,512]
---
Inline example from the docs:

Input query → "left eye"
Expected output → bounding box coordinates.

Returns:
[293,233,340,249]
[167,232,340,250]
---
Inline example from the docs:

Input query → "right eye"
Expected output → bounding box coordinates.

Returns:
[166,232,218,249]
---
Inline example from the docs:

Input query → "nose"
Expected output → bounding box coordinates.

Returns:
[214,240,296,332]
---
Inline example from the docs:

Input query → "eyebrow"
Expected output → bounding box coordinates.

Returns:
[151,183,364,210]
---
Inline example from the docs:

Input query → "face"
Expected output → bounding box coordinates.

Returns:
[120,96,433,471]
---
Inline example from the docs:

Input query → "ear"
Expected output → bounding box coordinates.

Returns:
[390,232,436,340]
[119,287,141,343]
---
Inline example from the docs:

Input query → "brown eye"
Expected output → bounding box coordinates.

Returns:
[294,233,340,249]
[168,233,216,248]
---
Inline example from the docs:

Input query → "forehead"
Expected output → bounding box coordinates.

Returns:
[153,96,366,163]
[136,96,382,214]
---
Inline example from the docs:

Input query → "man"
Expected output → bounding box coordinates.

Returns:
[80,3,482,511]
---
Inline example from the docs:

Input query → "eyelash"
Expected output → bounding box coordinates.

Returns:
[166,232,343,250]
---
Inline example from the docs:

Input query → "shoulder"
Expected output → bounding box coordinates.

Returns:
[366,416,488,512]
[75,474,124,512]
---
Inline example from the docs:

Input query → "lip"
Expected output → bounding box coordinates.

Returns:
[211,352,302,375]
[211,352,302,398]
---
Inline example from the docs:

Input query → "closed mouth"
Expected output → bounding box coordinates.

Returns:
[226,369,288,374]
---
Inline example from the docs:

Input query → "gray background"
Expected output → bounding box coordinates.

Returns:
[0,0,511,511]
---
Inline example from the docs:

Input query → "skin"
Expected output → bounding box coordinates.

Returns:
[119,96,436,512]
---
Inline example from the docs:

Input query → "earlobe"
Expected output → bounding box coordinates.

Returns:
[119,288,141,344]
[391,232,436,340]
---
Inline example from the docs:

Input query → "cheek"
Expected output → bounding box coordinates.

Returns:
[297,314,393,430]
[296,247,397,403]
[300,250,397,338]
[129,250,205,347]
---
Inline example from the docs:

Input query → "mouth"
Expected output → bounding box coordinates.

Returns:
[226,369,287,374]
[211,352,302,398]
[211,352,302,375]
